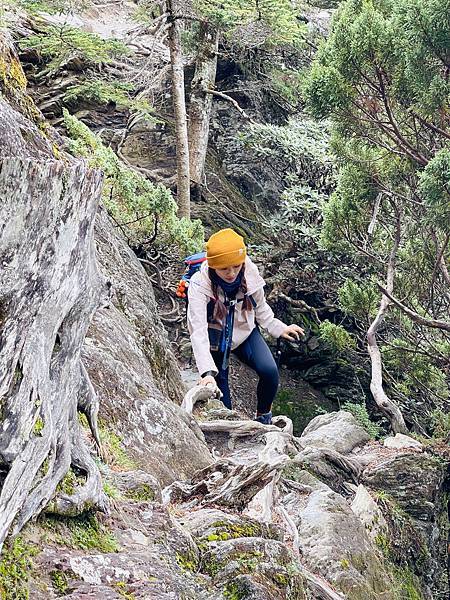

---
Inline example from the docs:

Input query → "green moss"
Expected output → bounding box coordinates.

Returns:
[340,558,350,570]
[99,425,137,470]
[103,481,121,500]
[124,484,155,502]
[175,551,198,573]
[223,581,248,599]
[202,549,262,577]
[114,581,136,600]
[56,469,83,496]
[33,417,44,435]
[0,537,38,600]
[78,412,90,429]
[234,550,263,573]
[201,520,264,543]
[272,571,289,585]
[41,513,119,553]
[0,56,27,92]
[49,570,68,596]
[206,532,231,542]
[374,533,392,559]
[392,566,422,600]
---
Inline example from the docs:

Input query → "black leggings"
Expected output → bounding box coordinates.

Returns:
[211,327,279,413]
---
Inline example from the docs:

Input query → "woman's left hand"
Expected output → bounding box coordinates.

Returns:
[281,324,305,341]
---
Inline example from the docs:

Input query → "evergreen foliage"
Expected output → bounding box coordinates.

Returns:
[319,320,356,353]
[20,23,128,71]
[342,401,381,438]
[303,0,450,424]
[338,279,378,321]
[63,79,157,120]
[194,0,307,47]
[63,110,203,255]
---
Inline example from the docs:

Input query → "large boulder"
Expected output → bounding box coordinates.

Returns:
[82,209,213,486]
[363,453,446,522]
[280,471,395,600]
[300,410,370,454]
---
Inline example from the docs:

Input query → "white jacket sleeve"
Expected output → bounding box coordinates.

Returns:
[187,283,218,376]
[252,287,287,339]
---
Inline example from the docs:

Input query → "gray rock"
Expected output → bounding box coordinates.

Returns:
[350,484,388,542]
[82,210,213,486]
[107,470,162,503]
[294,476,394,599]
[300,411,370,454]
[201,536,306,598]
[363,452,446,522]
[383,434,423,450]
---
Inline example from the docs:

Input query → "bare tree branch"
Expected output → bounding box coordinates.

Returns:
[377,284,450,332]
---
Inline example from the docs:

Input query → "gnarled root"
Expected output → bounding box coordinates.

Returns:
[0,158,109,549]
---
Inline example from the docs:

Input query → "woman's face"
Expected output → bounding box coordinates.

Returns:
[215,264,243,283]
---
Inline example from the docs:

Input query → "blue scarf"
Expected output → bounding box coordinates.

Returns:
[210,270,243,368]
[210,269,243,298]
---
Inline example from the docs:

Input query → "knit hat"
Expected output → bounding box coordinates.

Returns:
[206,228,247,269]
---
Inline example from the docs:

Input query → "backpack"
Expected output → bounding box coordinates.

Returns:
[176,251,207,300]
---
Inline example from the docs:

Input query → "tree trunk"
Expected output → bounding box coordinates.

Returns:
[366,214,408,434]
[188,22,219,202]
[0,156,110,549]
[167,0,190,219]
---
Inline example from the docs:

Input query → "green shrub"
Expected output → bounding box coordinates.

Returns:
[63,80,158,122]
[319,320,356,353]
[21,24,128,72]
[63,110,203,254]
[430,409,450,440]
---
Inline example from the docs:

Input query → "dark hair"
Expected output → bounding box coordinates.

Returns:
[208,263,253,319]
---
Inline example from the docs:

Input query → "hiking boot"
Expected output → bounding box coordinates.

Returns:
[254,411,272,425]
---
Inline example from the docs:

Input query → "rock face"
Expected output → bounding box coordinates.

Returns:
[83,209,212,485]
[288,472,393,600]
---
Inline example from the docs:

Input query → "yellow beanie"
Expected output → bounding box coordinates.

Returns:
[206,228,247,269]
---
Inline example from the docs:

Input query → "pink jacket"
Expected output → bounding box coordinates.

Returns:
[187,256,287,375]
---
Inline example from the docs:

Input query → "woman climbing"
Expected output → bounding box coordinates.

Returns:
[187,228,304,424]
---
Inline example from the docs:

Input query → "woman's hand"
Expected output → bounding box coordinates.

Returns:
[280,324,305,341]
[198,375,216,387]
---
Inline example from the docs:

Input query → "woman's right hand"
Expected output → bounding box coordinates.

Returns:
[199,375,216,387]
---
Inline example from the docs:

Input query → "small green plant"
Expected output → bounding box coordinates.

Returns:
[50,569,69,595]
[103,481,121,500]
[114,581,136,600]
[99,425,137,470]
[175,551,198,573]
[33,417,44,435]
[342,401,382,439]
[0,537,38,600]
[223,581,247,600]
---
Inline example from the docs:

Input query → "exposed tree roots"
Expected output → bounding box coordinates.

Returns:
[172,383,348,599]
[0,158,109,549]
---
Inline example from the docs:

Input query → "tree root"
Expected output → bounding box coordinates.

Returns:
[0,158,109,549]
